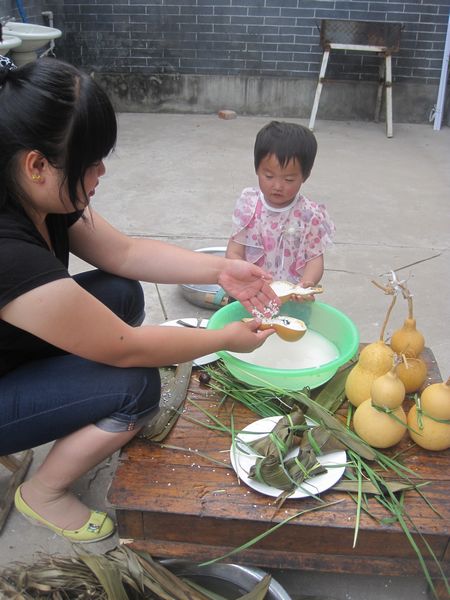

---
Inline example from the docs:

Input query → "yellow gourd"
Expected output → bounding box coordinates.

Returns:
[391,318,425,357]
[370,365,405,409]
[420,377,450,419]
[345,341,394,407]
[395,356,428,393]
[407,377,450,451]
[353,399,407,448]
[408,407,450,451]
[358,340,395,373]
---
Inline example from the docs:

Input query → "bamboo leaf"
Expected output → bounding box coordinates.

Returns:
[77,553,128,600]
[289,391,377,460]
[352,454,363,548]
[238,573,272,600]
[246,408,305,457]
[301,424,346,454]
[333,480,417,495]
[310,361,354,414]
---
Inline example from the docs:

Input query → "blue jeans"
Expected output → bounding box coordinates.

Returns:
[0,270,161,455]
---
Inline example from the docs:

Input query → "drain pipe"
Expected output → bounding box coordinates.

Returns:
[15,0,28,22]
[41,10,56,57]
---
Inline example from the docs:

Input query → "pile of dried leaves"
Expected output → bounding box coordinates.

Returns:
[0,545,272,600]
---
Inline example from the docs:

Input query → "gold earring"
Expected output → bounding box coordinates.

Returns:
[31,174,41,181]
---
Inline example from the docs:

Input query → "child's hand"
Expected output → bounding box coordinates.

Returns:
[222,319,274,353]
[291,280,317,303]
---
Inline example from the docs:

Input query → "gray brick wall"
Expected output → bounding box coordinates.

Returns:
[55,0,450,85]
[1,1,449,85]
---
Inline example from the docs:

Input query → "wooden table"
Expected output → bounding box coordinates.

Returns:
[108,348,449,599]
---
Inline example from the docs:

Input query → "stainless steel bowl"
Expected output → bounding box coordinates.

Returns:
[161,560,292,600]
[179,247,230,310]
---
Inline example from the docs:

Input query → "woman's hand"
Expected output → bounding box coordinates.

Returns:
[222,319,275,353]
[218,260,280,315]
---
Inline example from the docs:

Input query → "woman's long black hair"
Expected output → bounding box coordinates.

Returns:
[0,57,117,212]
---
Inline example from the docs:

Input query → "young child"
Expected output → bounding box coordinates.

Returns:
[226,121,335,294]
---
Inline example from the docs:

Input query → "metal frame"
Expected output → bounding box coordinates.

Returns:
[309,43,394,138]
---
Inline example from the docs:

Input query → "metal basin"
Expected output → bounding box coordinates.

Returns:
[162,561,292,600]
[179,247,230,310]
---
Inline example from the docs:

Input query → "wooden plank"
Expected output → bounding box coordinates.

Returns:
[0,450,33,532]
[329,43,387,52]
[128,539,448,579]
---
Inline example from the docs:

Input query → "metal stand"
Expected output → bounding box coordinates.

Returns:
[309,43,394,138]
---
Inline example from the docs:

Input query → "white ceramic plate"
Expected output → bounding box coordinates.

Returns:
[160,318,219,367]
[230,416,346,499]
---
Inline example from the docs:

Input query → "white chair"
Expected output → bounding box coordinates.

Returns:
[309,19,402,138]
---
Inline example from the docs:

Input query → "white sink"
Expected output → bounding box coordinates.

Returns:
[3,21,62,65]
[0,33,22,54]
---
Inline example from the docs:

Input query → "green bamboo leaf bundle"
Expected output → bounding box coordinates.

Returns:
[246,408,306,457]
[249,448,326,491]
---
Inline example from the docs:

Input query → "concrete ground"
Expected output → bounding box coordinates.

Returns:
[0,114,449,600]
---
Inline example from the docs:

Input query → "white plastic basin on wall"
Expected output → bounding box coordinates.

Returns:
[0,33,22,55]
[3,21,62,65]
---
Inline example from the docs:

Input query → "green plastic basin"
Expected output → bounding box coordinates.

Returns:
[207,301,359,390]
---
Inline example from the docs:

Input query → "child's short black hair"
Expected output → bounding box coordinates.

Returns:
[254,121,318,179]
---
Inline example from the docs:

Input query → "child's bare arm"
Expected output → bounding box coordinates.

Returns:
[226,239,246,260]
[291,255,324,302]
[300,254,324,287]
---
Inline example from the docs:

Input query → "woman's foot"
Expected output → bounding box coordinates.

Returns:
[15,480,115,543]
[20,478,91,530]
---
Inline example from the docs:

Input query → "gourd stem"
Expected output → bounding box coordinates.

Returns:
[407,296,414,320]
[380,294,397,341]
[398,281,414,319]
[371,279,398,341]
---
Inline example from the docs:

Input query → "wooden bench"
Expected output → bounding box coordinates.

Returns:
[108,348,449,599]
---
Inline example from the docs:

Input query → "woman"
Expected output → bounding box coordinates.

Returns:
[0,57,277,542]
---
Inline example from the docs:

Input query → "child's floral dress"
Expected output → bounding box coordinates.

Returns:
[230,188,335,283]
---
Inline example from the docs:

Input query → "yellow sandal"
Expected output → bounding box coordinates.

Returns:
[14,485,115,543]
